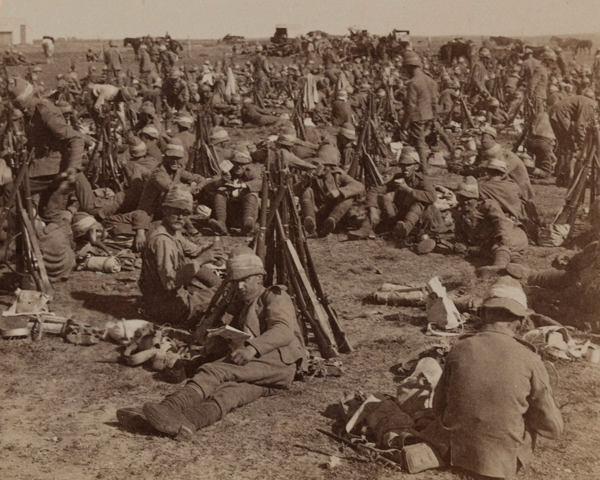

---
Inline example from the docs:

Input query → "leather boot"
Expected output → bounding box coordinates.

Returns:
[241,194,258,235]
[348,218,375,240]
[378,195,396,223]
[303,216,317,238]
[177,401,223,441]
[209,193,228,235]
[143,386,204,438]
[394,221,409,241]
[321,217,336,236]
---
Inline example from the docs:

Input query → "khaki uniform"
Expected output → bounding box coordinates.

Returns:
[422,323,563,478]
[192,285,307,416]
[454,198,528,262]
[403,70,439,172]
[139,224,217,324]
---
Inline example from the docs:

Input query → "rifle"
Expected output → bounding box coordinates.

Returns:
[458,93,475,128]
[316,429,402,471]
[275,210,339,359]
[255,148,271,262]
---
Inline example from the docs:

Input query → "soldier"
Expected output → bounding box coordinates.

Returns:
[363,148,437,241]
[525,112,557,179]
[466,47,491,102]
[206,150,263,236]
[252,45,271,98]
[421,276,563,479]
[298,144,365,237]
[331,90,354,126]
[5,77,97,221]
[136,138,208,226]
[241,98,282,127]
[549,91,598,186]
[453,176,528,272]
[527,51,554,115]
[119,246,307,441]
[104,40,123,85]
[401,51,438,174]
[137,186,224,326]
[172,114,196,170]
[480,126,535,201]
[138,43,156,86]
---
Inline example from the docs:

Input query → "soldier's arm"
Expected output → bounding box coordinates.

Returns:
[245,291,297,357]
[484,199,513,244]
[338,172,365,198]
[153,235,196,290]
[408,177,437,204]
[43,106,85,172]
[524,355,564,439]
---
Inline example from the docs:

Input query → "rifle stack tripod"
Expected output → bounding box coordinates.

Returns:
[0,100,53,297]
[553,110,600,230]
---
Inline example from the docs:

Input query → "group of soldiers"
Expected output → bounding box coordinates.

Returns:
[3,30,597,478]
[4,31,600,313]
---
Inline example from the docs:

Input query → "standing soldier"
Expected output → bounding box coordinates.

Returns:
[104,40,123,85]
[401,51,438,174]
[527,51,554,115]
[5,77,97,221]
[138,44,155,87]
[251,45,271,98]
[466,47,491,103]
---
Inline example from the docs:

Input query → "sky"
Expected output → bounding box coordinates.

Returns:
[1,0,600,40]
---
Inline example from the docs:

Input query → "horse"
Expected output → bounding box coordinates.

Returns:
[489,36,523,48]
[576,39,593,56]
[439,39,474,67]
[550,36,579,54]
[123,37,142,60]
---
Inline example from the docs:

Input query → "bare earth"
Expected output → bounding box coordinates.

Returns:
[0,40,599,480]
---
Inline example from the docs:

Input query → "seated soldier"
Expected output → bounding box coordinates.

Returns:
[479,126,535,201]
[137,138,208,227]
[93,137,160,221]
[486,97,509,126]
[453,176,529,272]
[209,126,235,162]
[206,150,263,236]
[276,127,318,160]
[298,144,365,237]
[478,158,527,221]
[337,123,358,174]
[357,147,437,241]
[138,186,224,326]
[421,276,563,479]
[240,97,283,127]
[331,90,354,126]
[118,246,308,441]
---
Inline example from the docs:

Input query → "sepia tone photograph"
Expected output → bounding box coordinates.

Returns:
[0,0,598,478]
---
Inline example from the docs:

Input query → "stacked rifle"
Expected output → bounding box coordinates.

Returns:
[86,104,124,192]
[0,97,53,297]
[190,105,221,178]
[255,149,352,358]
[553,113,600,228]
[348,94,386,189]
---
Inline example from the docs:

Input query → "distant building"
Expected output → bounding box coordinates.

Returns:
[0,17,33,47]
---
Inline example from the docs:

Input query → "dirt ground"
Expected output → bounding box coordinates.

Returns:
[1,41,599,480]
